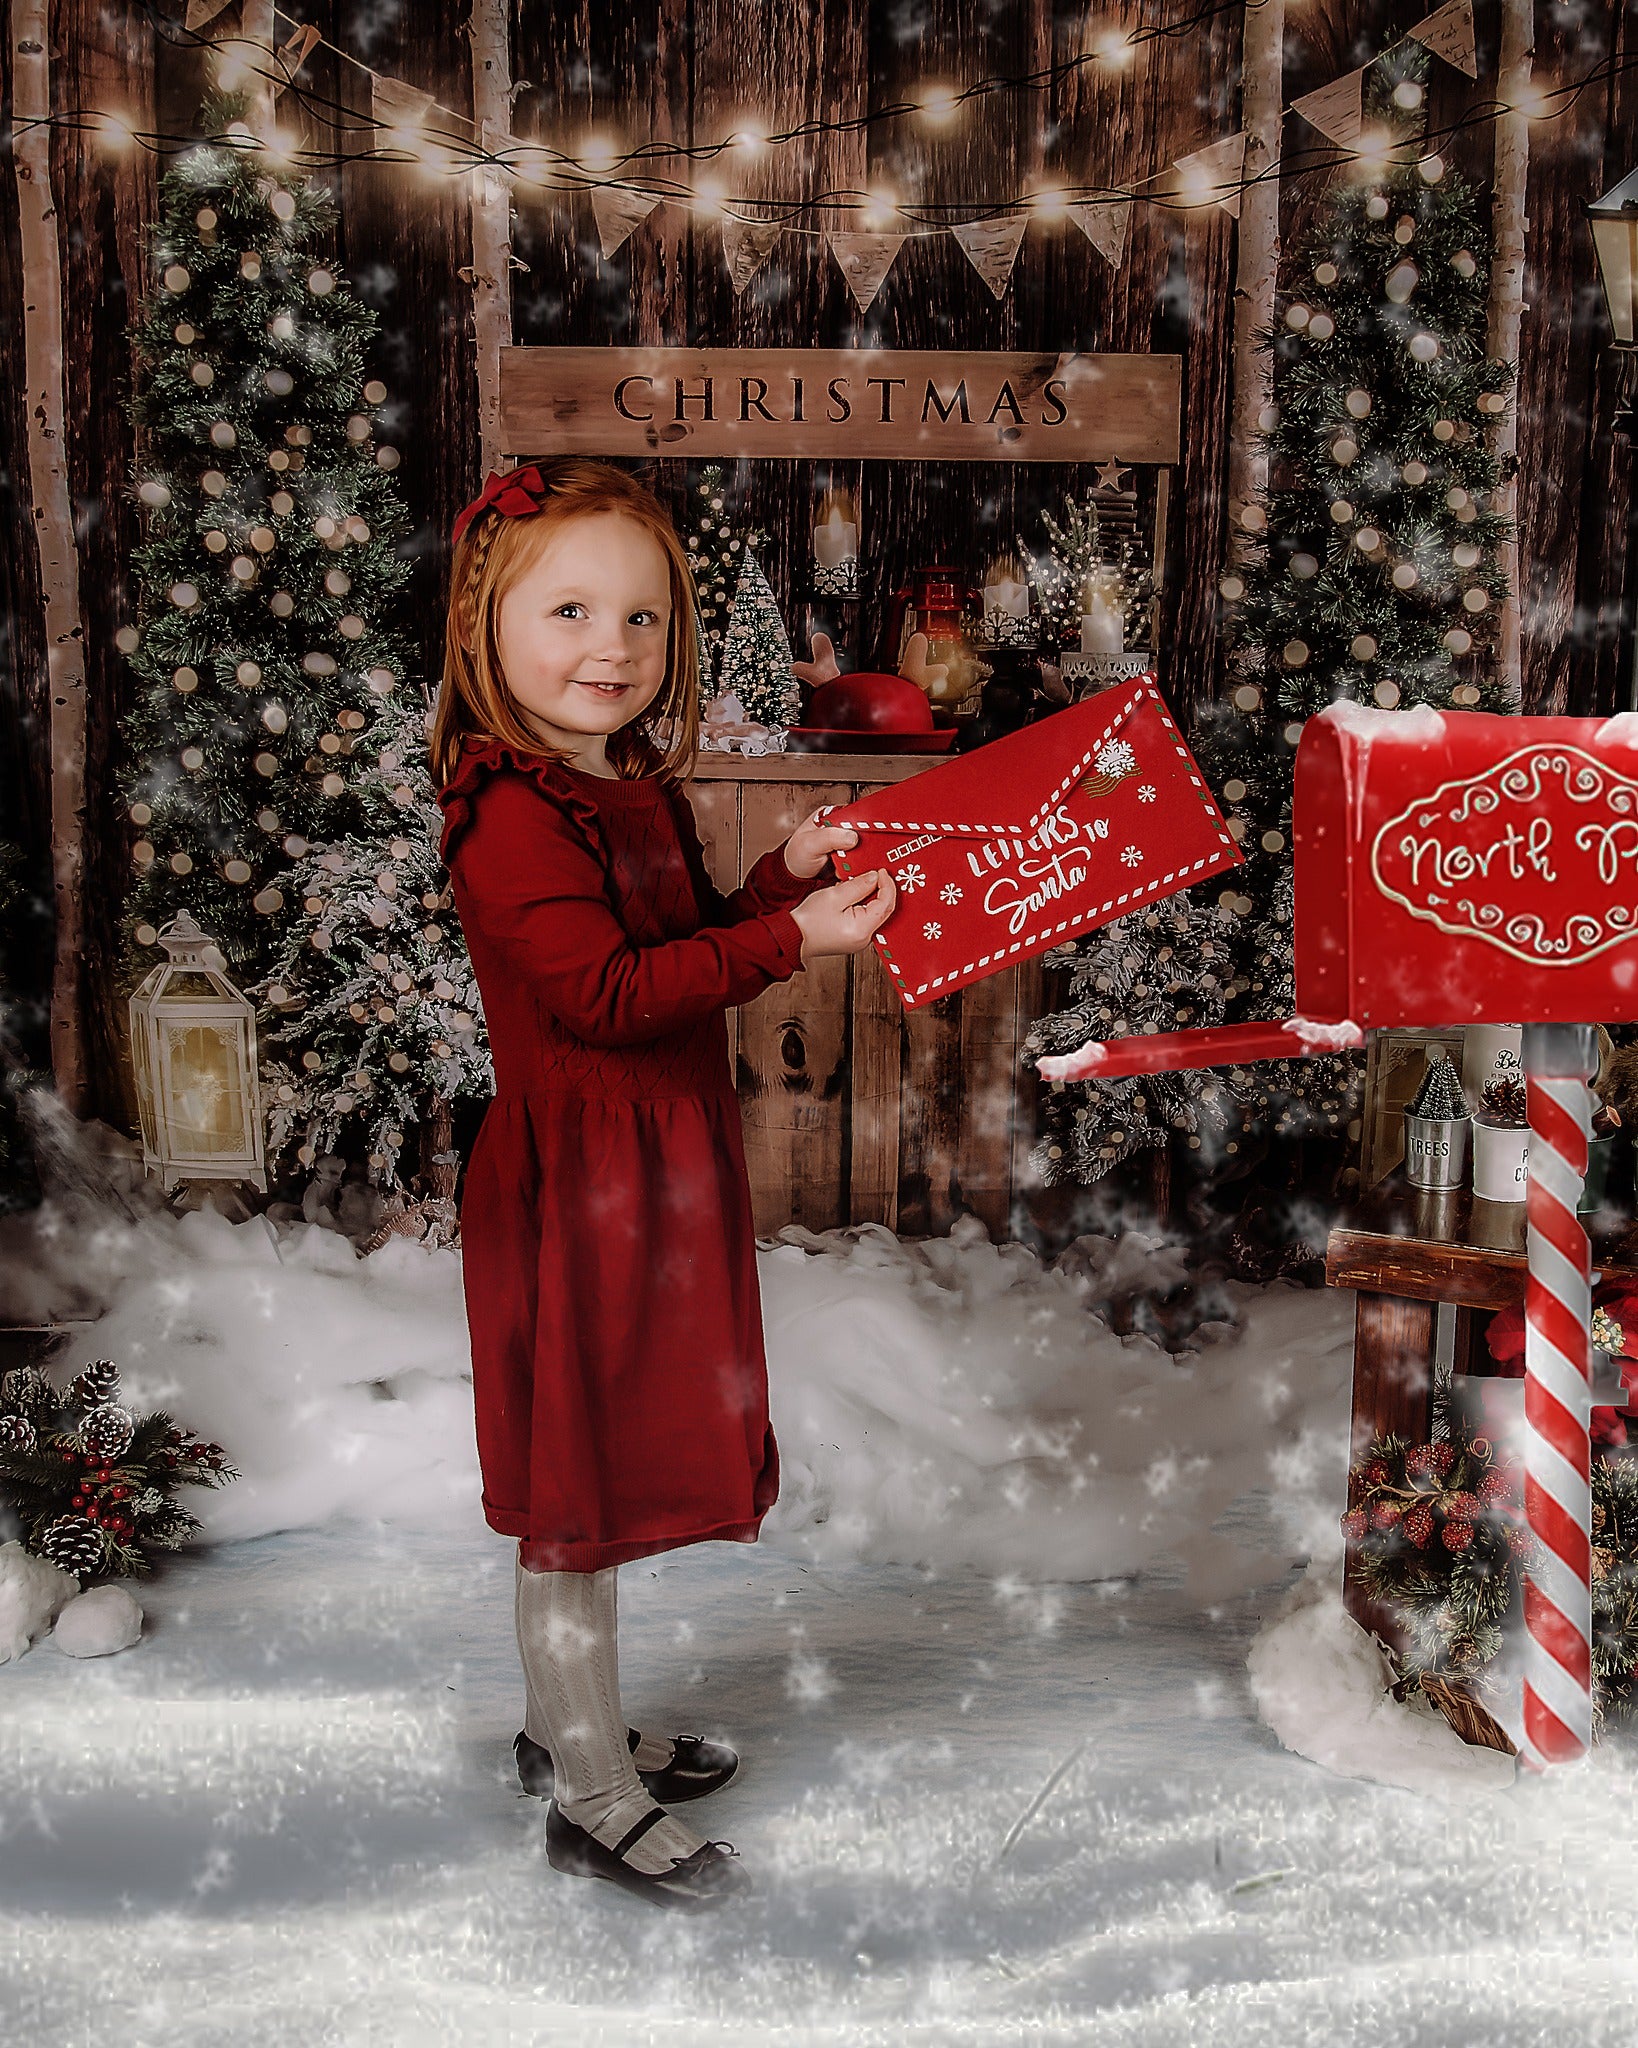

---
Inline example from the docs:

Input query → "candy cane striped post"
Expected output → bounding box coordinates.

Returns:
[1520,1022,1598,1772]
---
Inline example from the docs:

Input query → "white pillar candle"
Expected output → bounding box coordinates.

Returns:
[813,507,858,569]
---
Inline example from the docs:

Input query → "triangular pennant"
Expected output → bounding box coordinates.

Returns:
[371,74,436,133]
[950,216,1028,301]
[1172,132,1248,218]
[185,0,232,27]
[1069,200,1132,269]
[721,218,782,293]
[590,187,661,260]
[827,231,907,313]
[1407,0,1478,79]
[1291,68,1366,148]
[272,23,321,100]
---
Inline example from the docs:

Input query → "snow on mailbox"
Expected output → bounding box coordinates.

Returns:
[1293,703,1638,1029]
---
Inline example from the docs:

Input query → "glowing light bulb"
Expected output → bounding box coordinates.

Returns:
[730,122,765,154]
[917,83,960,125]
[1095,29,1134,66]
[1030,187,1070,222]
[97,111,134,151]
[581,134,619,176]
[861,187,899,230]
[694,177,727,219]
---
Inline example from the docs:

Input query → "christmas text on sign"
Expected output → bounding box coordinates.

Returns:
[498,348,1182,464]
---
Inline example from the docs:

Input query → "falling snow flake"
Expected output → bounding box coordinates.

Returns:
[895,863,927,893]
[1095,739,1137,777]
[1137,784,1157,803]
[922,921,942,940]
[939,883,964,904]
[1120,845,1143,868]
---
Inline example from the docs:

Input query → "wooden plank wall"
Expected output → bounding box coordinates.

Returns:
[5,0,1638,1182]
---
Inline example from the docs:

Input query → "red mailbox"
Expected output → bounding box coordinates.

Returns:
[1294,704,1638,1029]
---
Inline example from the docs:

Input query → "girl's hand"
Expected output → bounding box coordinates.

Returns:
[789,870,897,965]
[782,808,860,880]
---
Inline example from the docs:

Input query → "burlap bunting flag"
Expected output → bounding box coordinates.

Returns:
[372,74,436,133]
[1291,69,1366,149]
[827,231,907,313]
[590,188,661,260]
[1173,132,1248,218]
[722,218,783,293]
[950,217,1028,301]
[1407,0,1478,80]
[1069,200,1132,269]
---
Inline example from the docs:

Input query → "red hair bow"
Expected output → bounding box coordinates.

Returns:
[452,463,550,546]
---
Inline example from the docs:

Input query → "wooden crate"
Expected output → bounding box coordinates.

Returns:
[684,751,1047,1240]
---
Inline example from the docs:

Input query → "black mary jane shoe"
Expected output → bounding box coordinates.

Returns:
[515,1728,738,1805]
[544,1800,748,1911]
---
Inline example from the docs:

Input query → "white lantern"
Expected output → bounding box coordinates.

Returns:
[129,913,267,1191]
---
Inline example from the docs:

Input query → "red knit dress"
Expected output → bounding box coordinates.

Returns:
[437,736,831,1571]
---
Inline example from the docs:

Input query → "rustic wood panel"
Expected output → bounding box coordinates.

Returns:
[734,777,852,1231]
[956,952,1022,1239]
[334,6,479,698]
[48,0,156,1123]
[848,916,905,1225]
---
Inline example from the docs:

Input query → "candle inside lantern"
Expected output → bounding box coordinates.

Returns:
[982,549,1030,622]
[813,488,859,570]
[1079,566,1125,655]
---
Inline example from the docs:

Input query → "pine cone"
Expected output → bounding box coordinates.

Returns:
[0,1412,37,1454]
[78,1405,135,1463]
[1404,1502,1435,1548]
[1481,1075,1528,1126]
[1,1366,53,1417]
[37,1514,104,1577]
[68,1358,120,1409]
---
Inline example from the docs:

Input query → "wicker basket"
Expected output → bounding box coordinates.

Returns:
[1419,1673,1518,1755]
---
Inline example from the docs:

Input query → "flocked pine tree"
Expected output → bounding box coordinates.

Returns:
[118,93,491,1201]
[1025,37,1507,1194]
[716,551,799,733]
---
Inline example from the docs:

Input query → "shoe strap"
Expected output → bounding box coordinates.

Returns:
[612,1806,668,1859]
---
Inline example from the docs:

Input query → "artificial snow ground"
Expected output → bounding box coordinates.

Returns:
[6,1202,1638,2044]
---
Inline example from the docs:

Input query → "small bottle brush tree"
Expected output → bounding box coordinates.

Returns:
[716,551,800,732]
[118,93,492,1196]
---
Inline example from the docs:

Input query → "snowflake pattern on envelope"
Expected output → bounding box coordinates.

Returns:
[820,675,1243,1012]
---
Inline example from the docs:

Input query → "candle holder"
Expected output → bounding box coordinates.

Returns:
[812,485,859,601]
[977,548,1038,651]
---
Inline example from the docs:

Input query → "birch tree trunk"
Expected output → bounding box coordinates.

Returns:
[13,0,88,1111]
[240,0,278,143]
[468,0,514,477]
[1489,0,1534,705]
[1227,0,1285,562]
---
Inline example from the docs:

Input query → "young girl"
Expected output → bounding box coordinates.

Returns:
[431,458,895,1910]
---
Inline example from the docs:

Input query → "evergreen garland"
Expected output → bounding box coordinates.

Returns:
[0,1361,238,1583]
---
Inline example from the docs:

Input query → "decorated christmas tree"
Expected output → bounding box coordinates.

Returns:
[715,550,799,733]
[116,92,491,1199]
[1025,37,1506,1206]
[119,92,419,984]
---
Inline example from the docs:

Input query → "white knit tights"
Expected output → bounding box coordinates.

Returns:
[513,1555,708,1876]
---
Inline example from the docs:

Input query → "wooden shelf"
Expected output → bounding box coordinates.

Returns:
[690,750,941,783]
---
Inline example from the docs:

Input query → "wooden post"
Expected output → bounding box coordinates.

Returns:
[468,0,514,477]
[13,0,88,1112]
[239,0,278,144]
[1227,0,1285,560]
[1489,0,1534,706]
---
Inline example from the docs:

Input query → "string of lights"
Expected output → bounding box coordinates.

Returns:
[51,5,1617,246]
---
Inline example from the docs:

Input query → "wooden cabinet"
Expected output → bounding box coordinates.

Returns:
[684,751,1046,1240]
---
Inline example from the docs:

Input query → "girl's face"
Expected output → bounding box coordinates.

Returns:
[493,512,672,754]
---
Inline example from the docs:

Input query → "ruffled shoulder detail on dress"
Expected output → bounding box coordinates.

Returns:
[436,737,609,871]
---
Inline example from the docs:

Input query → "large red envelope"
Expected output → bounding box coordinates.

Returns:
[820,675,1243,1011]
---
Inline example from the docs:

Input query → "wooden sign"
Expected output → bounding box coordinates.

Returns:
[498,347,1181,465]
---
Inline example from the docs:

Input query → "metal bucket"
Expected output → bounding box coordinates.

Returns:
[1404,1111,1470,1191]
